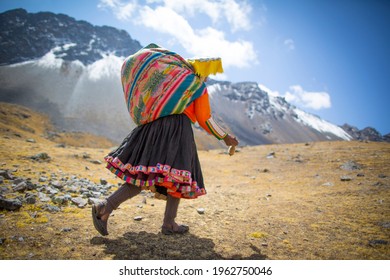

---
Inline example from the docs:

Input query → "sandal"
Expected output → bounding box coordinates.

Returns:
[92,203,109,236]
[161,224,189,235]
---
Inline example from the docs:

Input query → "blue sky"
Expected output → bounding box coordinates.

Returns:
[1,0,389,134]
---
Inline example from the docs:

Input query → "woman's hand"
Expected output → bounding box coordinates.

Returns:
[223,134,239,147]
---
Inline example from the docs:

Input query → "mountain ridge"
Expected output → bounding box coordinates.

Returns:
[0,8,142,65]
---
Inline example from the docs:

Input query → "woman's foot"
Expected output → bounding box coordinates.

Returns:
[92,201,111,236]
[161,222,189,235]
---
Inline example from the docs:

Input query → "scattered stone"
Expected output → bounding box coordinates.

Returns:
[18,237,24,242]
[262,169,270,173]
[142,197,147,204]
[0,197,22,211]
[373,182,385,187]
[90,160,102,165]
[357,173,365,177]
[24,193,36,204]
[51,195,70,205]
[0,238,6,245]
[91,191,102,198]
[340,160,362,171]
[100,178,108,185]
[55,143,66,148]
[51,180,64,190]
[13,181,27,192]
[340,176,352,182]
[197,208,205,214]
[42,204,61,213]
[38,192,50,202]
[292,154,304,163]
[26,138,36,143]
[0,170,13,180]
[71,197,87,208]
[88,197,102,205]
[66,186,77,193]
[12,178,24,184]
[378,174,387,178]
[378,222,390,229]
[0,176,3,184]
[85,166,90,170]
[322,182,334,187]
[61,228,72,232]
[30,152,51,161]
[134,216,143,221]
[369,240,388,246]
[266,152,275,159]
[0,186,9,194]
[45,187,58,196]
[82,153,91,159]
[261,243,268,247]
[39,176,47,182]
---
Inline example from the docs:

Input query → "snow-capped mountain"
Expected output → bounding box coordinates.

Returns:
[0,8,141,65]
[0,9,387,146]
[206,80,352,146]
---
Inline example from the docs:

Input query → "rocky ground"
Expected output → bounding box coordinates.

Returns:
[0,102,389,260]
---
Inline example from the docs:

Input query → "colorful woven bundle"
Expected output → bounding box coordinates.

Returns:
[121,43,207,126]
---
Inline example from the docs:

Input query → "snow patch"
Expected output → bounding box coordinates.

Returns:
[37,51,63,68]
[87,54,122,81]
[36,44,77,68]
[206,83,221,98]
[294,108,352,140]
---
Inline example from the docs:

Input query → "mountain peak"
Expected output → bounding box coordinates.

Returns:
[0,8,142,65]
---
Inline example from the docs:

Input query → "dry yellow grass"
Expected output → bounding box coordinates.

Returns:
[0,102,389,260]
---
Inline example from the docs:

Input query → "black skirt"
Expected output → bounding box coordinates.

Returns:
[105,114,206,199]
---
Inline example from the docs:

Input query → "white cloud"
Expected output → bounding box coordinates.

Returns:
[153,0,252,31]
[98,0,137,21]
[284,38,295,51]
[285,85,331,110]
[221,0,252,32]
[98,0,257,70]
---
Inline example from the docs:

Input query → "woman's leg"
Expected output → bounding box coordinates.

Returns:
[92,183,140,235]
[162,195,189,234]
[100,182,140,220]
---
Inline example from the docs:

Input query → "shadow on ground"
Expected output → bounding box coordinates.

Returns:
[91,231,267,260]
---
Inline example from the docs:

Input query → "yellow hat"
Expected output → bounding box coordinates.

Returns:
[187,57,224,77]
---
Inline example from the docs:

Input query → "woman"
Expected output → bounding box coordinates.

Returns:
[92,44,238,235]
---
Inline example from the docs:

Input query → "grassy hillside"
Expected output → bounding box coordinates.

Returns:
[0,102,389,260]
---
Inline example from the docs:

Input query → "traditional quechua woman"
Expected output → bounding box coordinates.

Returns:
[92,43,238,235]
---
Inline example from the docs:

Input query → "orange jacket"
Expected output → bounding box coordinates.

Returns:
[183,91,227,140]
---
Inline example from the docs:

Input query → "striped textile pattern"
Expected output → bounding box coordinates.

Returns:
[121,44,207,126]
[205,117,228,140]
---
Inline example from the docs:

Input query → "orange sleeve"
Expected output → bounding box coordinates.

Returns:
[186,91,227,140]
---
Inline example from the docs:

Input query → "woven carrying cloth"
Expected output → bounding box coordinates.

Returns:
[105,114,206,199]
[121,43,207,126]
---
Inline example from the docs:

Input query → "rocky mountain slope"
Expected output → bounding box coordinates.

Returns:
[0,8,388,147]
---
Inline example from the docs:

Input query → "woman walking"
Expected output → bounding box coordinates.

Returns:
[92,44,238,235]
